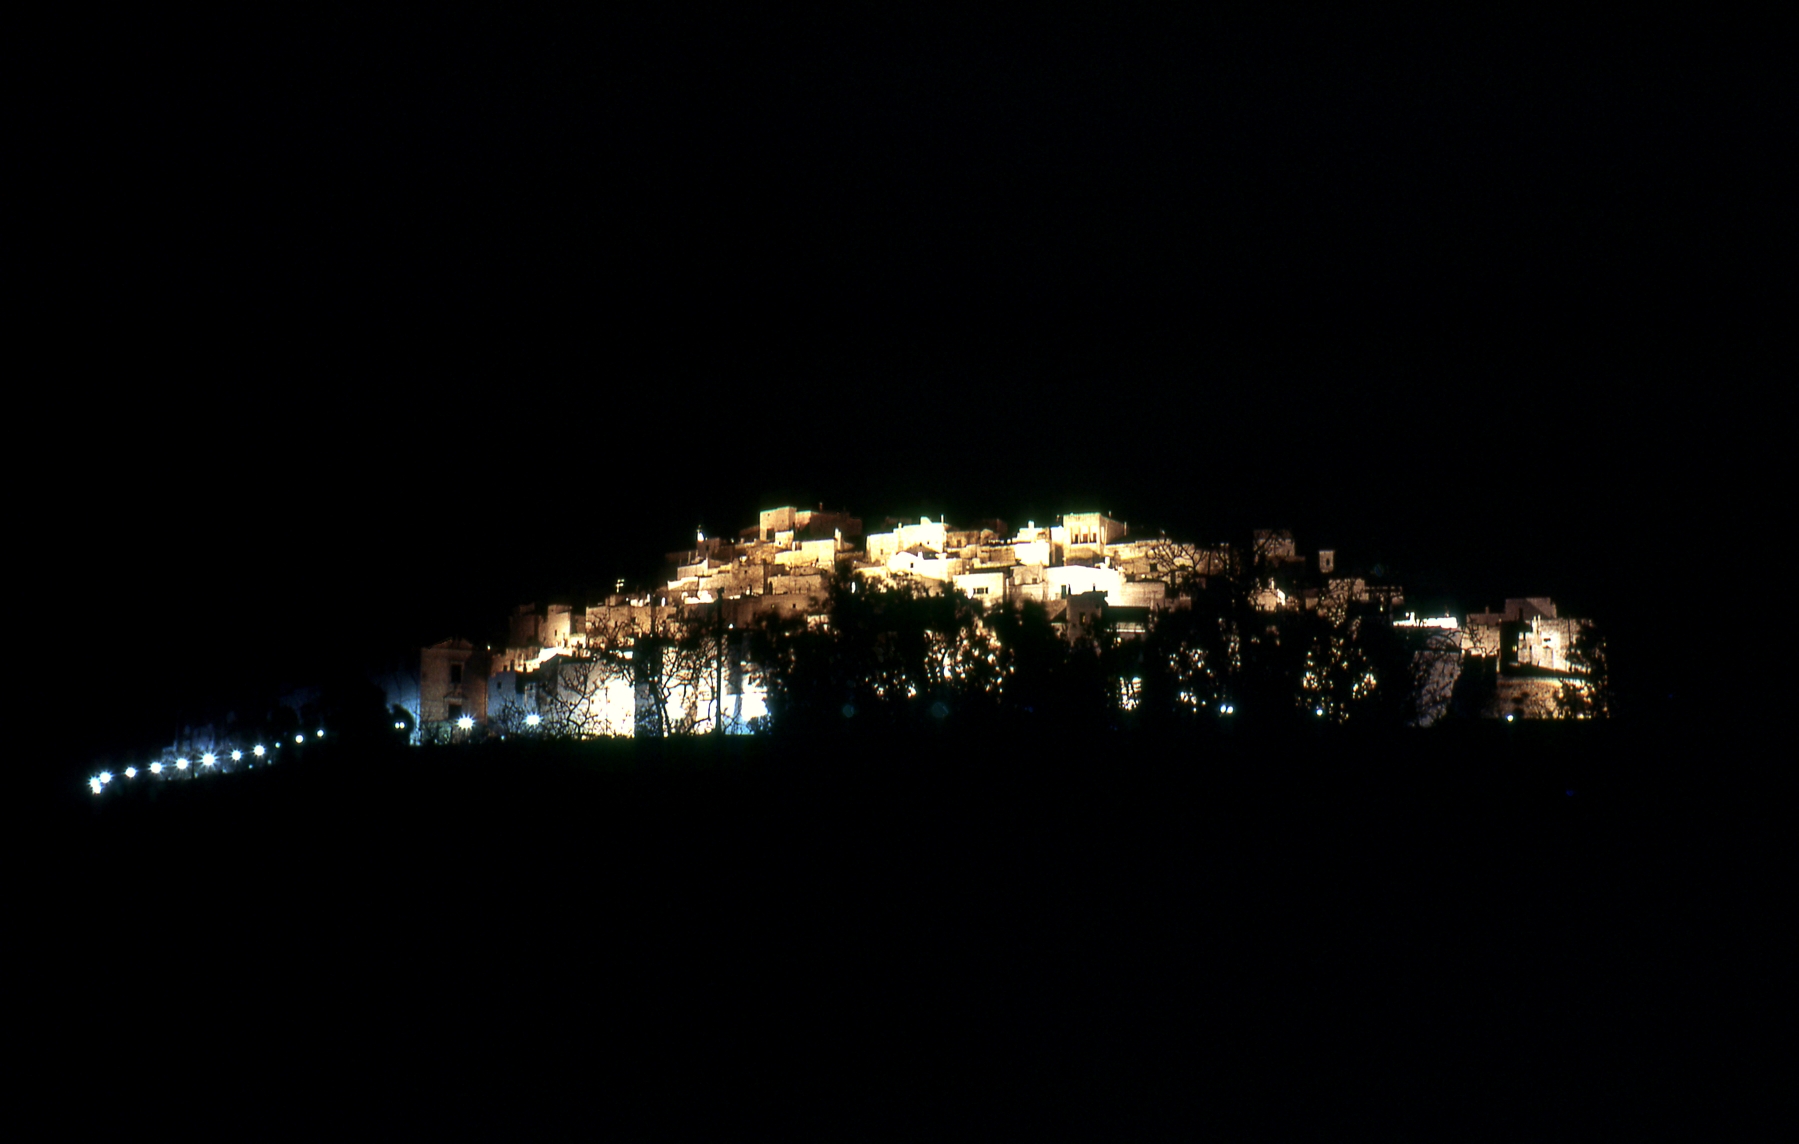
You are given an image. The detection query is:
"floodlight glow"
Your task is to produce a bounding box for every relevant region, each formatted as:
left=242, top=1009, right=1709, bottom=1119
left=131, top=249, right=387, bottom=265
left=231, top=750, right=243, bottom=762
left=202, top=752, right=217, bottom=766
left=99, top=771, right=113, bottom=785
left=175, top=758, right=189, bottom=771
left=150, top=762, right=163, bottom=775
left=457, top=716, right=474, bottom=731
left=90, top=778, right=103, bottom=794
left=1315, top=707, right=1325, bottom=717
left=295, top=735, right=305, bottom=745
left=394, top=721, right=405, bottom=730
left=524, top=713, right=541, bottom=727
left=1505, top=713, right=1516, bottom=723
left=316, top=729, right=325, bottom=739
left=125, top=767, right=137, bottom=778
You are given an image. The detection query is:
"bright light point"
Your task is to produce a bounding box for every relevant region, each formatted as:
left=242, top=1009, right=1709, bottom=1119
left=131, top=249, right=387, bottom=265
left=253, top=745, right=265, bottom=757
left=394, top=721, right=405, bottom=730
left=91, top=778, right=103, bottom=794
left=295, top=735, right=305, bottom=745
left=524, top=713, right=541, bottom=727
left=175, top=758, right=189, bottom=771
left=99, top=771, right=113, bottom=784
left=1315, top=707, right=1324, bottom=716
left=150, top=762, right=163, bottom=775
left=316, top=729, right=325, bottom=738
left=457, top=716, right=474, bottom=731
left=202, top=752, right=217, bottom=766
left=1506, top=713, right=1516, bottom=723
left=125, top=767, right=137, bottom=778
left=231, top=750, right=243, bottom=762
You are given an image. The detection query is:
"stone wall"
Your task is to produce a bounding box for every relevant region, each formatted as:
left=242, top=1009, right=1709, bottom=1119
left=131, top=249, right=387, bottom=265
left=420, top=639, right=490, bottom=725
left=1505, top=616, right=1588, bottom=675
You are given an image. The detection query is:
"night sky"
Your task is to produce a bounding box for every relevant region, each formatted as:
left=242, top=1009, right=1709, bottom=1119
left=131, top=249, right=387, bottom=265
left=47, top=15, right=1772, bottom=758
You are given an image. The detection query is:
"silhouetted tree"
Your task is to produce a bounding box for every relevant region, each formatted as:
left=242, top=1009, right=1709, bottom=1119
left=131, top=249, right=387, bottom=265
left=313, top=672, right=393, bottom=743
left=634, top=627, right=721, bottom=737
left=983, top=598, right=1075, bottom=727
left=1555, top=622, right=1613, bottom=719
left=751, top=571, right=1014, bottom=733
left=1138, top=605, right=1231, bottom=724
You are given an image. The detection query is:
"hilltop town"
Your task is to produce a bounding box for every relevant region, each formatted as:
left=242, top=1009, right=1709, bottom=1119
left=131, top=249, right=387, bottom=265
left=421, top=506, right=1605, bottom=738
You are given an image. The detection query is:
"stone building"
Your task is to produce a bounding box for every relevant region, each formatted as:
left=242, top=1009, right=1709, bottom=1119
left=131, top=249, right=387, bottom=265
left=420, top=639, right=491, bottom=727
left=1393, top=598, right=1599, bottom=721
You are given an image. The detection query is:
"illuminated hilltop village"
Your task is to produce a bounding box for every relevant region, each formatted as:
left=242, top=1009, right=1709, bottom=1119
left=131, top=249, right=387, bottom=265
left=420, top=506, right=1604, bottom=738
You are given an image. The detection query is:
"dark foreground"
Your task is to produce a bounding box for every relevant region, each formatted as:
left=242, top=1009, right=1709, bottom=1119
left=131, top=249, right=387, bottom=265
left=46, top=725, right=1774, bottom=1139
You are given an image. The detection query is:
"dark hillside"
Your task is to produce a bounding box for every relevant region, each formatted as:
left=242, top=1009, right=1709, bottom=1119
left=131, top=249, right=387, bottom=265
left=48, top=724, right=1773, bottom=1137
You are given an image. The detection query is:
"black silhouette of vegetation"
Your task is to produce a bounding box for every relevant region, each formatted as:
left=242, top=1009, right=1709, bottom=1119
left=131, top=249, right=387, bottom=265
left=744, top=560, right=1441, bottom=737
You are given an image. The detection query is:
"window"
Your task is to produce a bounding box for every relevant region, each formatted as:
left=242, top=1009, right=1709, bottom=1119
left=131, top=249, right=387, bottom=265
left=449, top=663, right=463, bottom=684
left=446, top=700, right=462, bottom=721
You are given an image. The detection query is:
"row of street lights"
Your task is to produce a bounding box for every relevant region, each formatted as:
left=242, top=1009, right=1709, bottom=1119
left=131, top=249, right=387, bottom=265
left=90, top=729, right=327, bottom=795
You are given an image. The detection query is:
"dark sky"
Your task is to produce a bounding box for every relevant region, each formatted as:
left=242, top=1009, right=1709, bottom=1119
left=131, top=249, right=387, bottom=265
left=45, top=14, right=1773, bottom=755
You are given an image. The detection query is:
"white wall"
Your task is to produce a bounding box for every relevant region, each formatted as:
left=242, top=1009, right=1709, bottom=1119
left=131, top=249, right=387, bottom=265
left=953, top=571, right=1007, bottom=603
left=1045, top=563, right=1124, bottom=602
left=889, top=551, right=963, bottom=582
left=1013, top=539, right=1050, bottom=566
left=896, top=517, right=946, bottom=553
